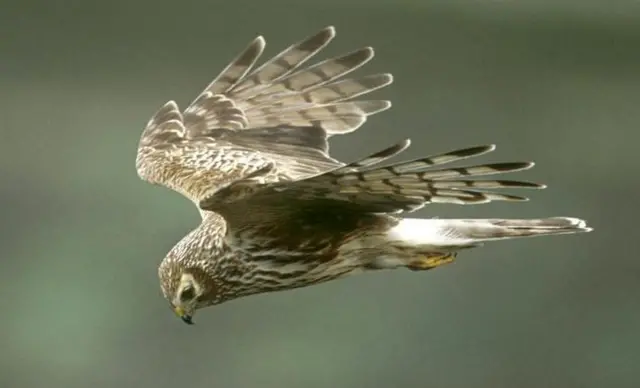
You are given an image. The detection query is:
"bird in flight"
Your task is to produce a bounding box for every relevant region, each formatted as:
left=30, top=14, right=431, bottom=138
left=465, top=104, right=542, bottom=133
left=136, top=26, right=592, bottom=325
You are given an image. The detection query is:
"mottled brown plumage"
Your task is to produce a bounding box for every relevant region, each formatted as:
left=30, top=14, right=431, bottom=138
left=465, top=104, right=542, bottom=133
left=135, top=26, right=591, bottom=324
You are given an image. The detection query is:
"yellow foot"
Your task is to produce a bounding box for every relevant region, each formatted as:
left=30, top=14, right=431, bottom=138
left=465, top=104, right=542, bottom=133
left=406, top=253, right=456, bottom=271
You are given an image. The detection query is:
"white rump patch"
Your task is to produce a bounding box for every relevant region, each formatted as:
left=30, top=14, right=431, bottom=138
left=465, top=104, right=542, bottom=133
left=386, top=218, right=474, bottom=248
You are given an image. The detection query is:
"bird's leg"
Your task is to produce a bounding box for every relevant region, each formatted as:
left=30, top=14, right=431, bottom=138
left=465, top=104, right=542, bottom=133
left=405, top=252, right=457, bottom=271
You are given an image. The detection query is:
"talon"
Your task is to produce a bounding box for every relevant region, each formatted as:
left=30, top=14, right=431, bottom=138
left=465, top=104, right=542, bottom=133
left=407, top=253, right=456, bottom=271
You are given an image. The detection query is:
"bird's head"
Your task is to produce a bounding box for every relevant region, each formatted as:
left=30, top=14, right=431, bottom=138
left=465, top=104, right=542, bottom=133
left=158, top=255, right=219, bottom=325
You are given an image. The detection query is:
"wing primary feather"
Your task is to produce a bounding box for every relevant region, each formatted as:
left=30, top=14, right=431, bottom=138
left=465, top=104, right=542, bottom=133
left=246, top=73, right=393, bottom=108
left=345, top=161, right=534, bottom=181
left=231, top=26, right=337, bottom=98
left=247, top=100, right=391, bottom=134
left=375, top=145, right=497, bottom=174
left=390, top=179, right=546, bottom=190
left=275, top=142, right=543, bottom=213
left=419, top=162, right=535, bottom=180
left=197, top=36, right=266, bottom=97
left=280, top=139, right=410, bottom=183
left=232, top=46, right=376, bottom=111
left=181, top=26, right=391, bottom=137
left=336, top=139, right=412, bottom=171
left=273, top=47, right=375, bottom=94
left=426, top=179, right=545, bottom=189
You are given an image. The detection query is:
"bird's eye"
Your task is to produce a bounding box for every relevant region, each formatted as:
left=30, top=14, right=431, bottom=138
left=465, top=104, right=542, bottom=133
left=179, top=285, right=196, bottom=302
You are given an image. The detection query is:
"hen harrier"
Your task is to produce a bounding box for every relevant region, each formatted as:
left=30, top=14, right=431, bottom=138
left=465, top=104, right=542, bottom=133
left=136, top=26, right=591, bottom=324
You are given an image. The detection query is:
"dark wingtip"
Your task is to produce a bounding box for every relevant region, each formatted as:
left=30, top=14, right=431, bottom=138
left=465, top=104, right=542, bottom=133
left=299, top=26, right=337, bottom=51
left=496, top=180, right=547, bottom=189
left=391, top=138, right=411, bottom=154
left=381, top=73, right=394, bottom=85
left=485, top=162, right=535, bottom=172
left=323, top=25, right=336, bottom=36
left=367, top=139, right=411, bottom=159
left=450, top=145, right=496, bottom=158
left=505, top=194, right=530, bottom=201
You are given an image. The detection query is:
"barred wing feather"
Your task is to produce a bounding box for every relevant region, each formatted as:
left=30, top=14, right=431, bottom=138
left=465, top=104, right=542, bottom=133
left=200, top=141, right=546, bottom=215
left=136, top=26, right=392, bottom=203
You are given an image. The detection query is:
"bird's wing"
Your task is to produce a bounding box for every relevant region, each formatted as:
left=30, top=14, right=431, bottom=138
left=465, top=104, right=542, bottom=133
left=135, top=26, right=391, bottom=204
left=201, top=140, right=547, bottom=250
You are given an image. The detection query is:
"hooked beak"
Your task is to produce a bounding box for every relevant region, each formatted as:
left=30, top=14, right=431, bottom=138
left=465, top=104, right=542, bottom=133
left=174, top=306, right=194, bottom=325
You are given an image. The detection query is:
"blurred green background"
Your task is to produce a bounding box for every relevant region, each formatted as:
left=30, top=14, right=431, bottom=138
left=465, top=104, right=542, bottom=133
left=1, top=0, right=637, bottom=387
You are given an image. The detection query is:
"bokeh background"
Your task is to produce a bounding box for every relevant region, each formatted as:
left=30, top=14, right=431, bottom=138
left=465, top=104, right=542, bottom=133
left=1, top=1, right=638, bottom=387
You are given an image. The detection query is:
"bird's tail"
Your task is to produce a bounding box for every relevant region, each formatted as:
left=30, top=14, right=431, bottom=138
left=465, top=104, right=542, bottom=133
left=377, top=217, right=591, bottom=270
left=388, top=216, right=592, bottom=249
